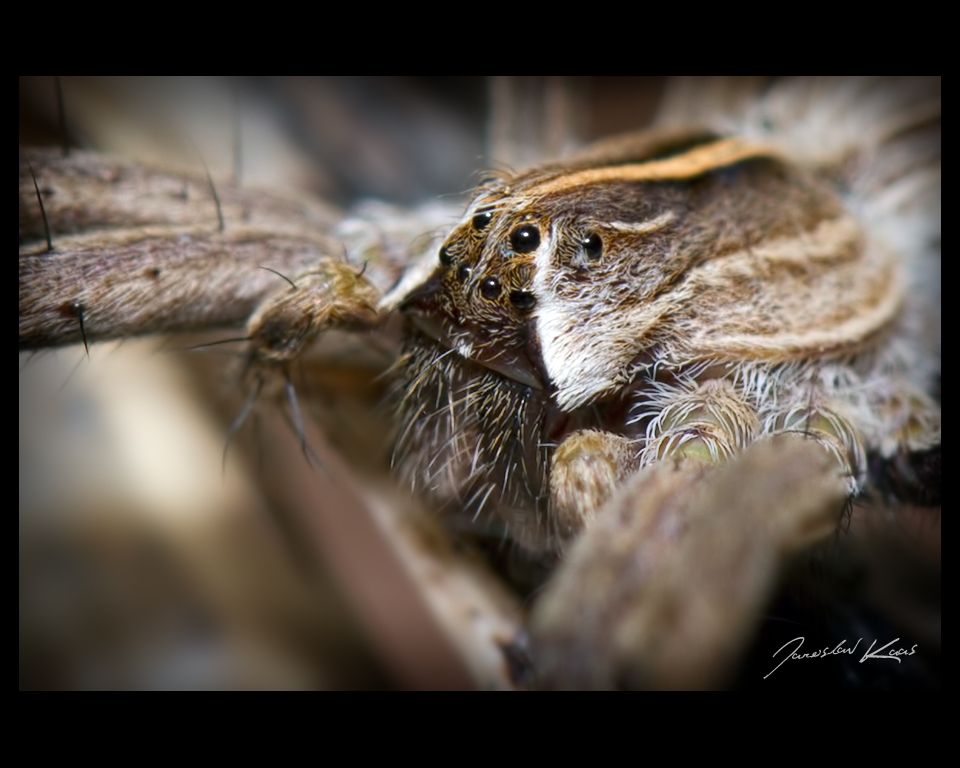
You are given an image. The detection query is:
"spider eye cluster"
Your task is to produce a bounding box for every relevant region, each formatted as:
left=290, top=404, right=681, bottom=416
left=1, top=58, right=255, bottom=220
left=434, top=209, right=540, bottom=314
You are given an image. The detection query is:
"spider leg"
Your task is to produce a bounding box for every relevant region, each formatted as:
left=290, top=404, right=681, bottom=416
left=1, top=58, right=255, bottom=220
left=548, top=430, right=637, bottom=545
left=532, top=433, right=848, bottom=690
left=640, top=377, right=759, bottom=465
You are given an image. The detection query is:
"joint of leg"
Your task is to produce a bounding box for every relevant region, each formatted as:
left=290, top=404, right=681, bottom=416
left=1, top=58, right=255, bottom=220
left=769, top=407, right=865, bottom=493
left=641, top=379, right=760, bottom=466
left=550, top=430, right=637, bottom=543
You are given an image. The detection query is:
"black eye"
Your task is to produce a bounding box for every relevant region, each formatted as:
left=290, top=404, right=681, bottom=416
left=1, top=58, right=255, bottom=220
left=509, top=290, right=536, bottom=312
left=580, top=232, right=603, bottom=261
left=457, top=264, right=472, bottom=282
left=479, top=277, right=501, bottom=299
left=510, top=225, right=541, bottom=253
left=472, top=209, right=494, bottom=232
left=439, top=245, right=455, bottom=267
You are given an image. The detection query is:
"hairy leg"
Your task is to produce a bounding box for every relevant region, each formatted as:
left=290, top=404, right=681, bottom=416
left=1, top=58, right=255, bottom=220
left=533, top=434, right=848, bottom=689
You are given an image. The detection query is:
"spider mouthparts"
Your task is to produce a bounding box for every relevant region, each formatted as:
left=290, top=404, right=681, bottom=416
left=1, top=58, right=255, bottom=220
left=407, top=313, right=545, bottom=391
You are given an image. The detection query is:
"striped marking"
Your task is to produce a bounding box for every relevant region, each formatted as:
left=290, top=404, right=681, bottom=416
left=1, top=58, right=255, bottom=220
left=606, top=212, right=677, bottom=235
left=524, top=138, right=784, bottom=198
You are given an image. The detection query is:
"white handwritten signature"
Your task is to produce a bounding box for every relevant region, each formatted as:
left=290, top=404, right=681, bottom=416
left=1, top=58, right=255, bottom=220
left=764, top=637, right=917, bottom=679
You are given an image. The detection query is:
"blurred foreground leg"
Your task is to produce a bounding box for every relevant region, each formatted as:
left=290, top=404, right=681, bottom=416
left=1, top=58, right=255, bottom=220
left=531, top=434, right=847, bottom=690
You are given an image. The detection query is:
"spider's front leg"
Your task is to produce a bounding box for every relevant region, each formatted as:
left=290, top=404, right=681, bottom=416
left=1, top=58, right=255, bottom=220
left=548, top=430, right=637, bottom=544
left=536, top=374, right=860, bottom=689
left=536, top=435, right=850, bottom=690
left=641, top=372, right=865, bottom=494
left=548, top=378, right=764, bottom=543
left=548, top=373, right=861, bottom=540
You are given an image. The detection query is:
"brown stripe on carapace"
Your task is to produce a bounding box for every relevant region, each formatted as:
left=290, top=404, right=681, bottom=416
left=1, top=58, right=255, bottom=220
left=497, top=126, right=721, bottom=192
left=523, top=138, right=785, bottom=199
left=526, top=148, right=847, bottom=279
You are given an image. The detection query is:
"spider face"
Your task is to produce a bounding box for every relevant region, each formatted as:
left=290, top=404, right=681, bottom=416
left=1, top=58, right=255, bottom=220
left=389, top=131, right=904, bottom=553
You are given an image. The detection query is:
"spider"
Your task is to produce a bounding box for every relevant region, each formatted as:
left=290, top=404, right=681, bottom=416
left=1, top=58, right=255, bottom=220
left=19, top=77, right=940, bottom=690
